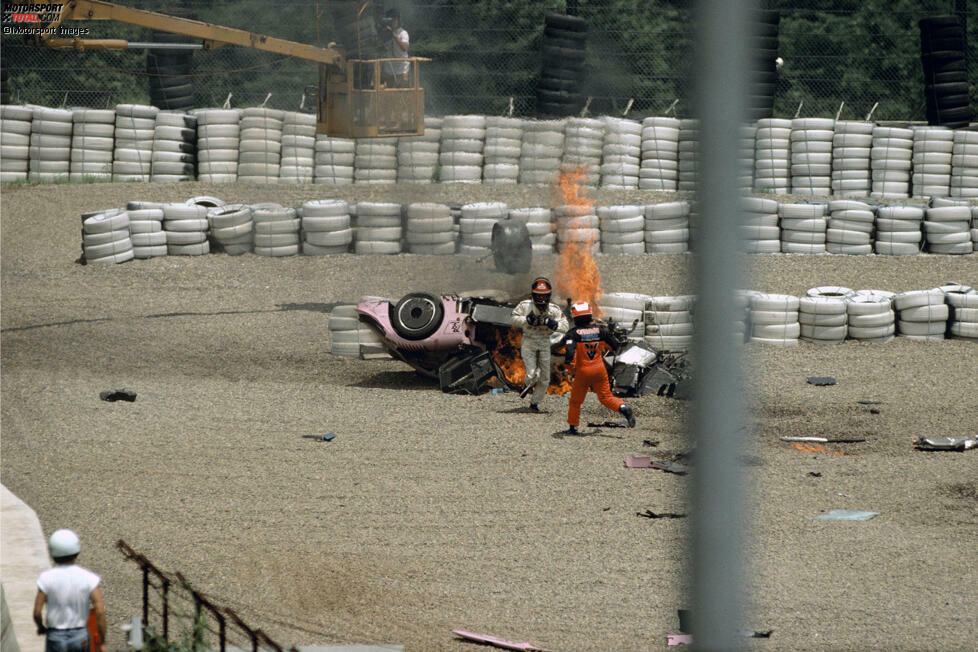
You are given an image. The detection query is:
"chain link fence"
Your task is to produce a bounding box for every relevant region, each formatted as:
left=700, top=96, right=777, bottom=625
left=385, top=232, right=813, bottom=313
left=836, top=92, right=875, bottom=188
left=1, top=0, right=974, bottom=121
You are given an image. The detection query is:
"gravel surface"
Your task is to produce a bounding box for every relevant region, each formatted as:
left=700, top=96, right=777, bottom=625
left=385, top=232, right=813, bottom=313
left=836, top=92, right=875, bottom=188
left=2, top=181, right=976, bottom=651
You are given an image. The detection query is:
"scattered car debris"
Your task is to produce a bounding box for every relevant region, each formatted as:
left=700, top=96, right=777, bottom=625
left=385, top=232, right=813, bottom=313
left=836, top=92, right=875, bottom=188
left=857, top=400, right=882, bottom=405
left=739, top=629, right=774, bottom=638
left=808, top=471, right=822, bottom=477
left=812, top=509, right=879, bottom=521
left=588, top=420, right=629, bottom=428
left=637, top=510, right=686, bottom=519
left=781, top=436, right=867, bottom=443
left=667, top=634, right=693, bottom=646
left=643, top=439, right=660, bottom=447
left=624, top=456, right=689, bottom=475
left=451, top=629, right=552, bottom=652
left=913, top=435, right=977, bottom=451
left=672, top=610, right=772, bottom=642
left=869, top=408, right=880, bottom=414
left=301, top=433, right=336, bottom=442
left=99, top=389, right=137, bottom=402
left=789, top=443, right=847, bottom=456
left=807, top=376, right=837, bottom=386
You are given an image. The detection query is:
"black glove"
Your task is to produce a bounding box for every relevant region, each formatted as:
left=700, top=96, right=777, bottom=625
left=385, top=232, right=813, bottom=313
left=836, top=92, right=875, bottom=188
left=546, top=318, right=558, bottom=330
left=526, top=313, right=538, bottom=326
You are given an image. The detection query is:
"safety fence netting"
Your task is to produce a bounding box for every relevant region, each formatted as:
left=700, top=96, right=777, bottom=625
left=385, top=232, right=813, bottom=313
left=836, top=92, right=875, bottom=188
left=1, top=1, right=974, bottom=121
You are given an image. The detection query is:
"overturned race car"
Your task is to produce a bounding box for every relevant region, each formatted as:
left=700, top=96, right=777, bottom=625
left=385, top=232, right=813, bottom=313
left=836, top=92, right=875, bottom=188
left=341, top=291, right=689, bottom=398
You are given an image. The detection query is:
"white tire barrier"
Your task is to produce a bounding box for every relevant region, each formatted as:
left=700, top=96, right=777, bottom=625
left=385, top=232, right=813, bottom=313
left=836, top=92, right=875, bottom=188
left=870, top=125, right=913, bottom=199
left=911, top=126, right=953, bottom=198
left=459, top=202, right=507, bottom=252
left=278, top=111, right=316, bottom=183
left=207, top=204, right=253, bottom=255
left=599, top=117, right=641, bottom=189
left=875, top=204, right=924, bottom=255
left=29, top=107, right=72, bottom=183
left=799, top=288, right=847, bottom=344
left=111, top=104, right=157, bottom=182
left=949, top=130, right=978, bottom=200
left=1, top=105, right=33, bottom=182
left=397, top=115, right=441, bottom=184
left=509, top=207, right=554, bottom=254
left=779, top=201, right=827, bottom=254
left=749, top=293, right=800, bottom=346
left=645, top=201, right=691, bottom=254
left=562, top=117, right=604, bottom=188
left=82, top=208, right=133, bottom=264
left=439, top=115, right=485, bottom=183
left=519, top=119, right=565, bottom=186
left=163, top=203, right=208, bottom=255
left=675, top=119, right=699, bottom=193
left=754, top=118, right=791, bottom=194
left=826, top=199, right=874, bottom=255
left=638, top=116, right=680, bottom=191
left=790, top=118, right=834, bottom=197
left=354, top=202, right=402, bottom=254
left=151, top=112, right=195, bottom=183
left=924, top=202, right=972, bottom=255
left=482, top=116, right=522, bottom=185
left=355, top=137, right=397, bottom=185
left=69, top=108, right=113, bottom=182
left=894, top=288, right=947, bottom=340
left=597, top=204, right=644, bottom=254
left=236, top=107, right=282, bottom=184
left=644, top=295, right=694, bottom=350
left=194, top=109, right=240, bottom=182
left=406, top=202, right=455, bottom=254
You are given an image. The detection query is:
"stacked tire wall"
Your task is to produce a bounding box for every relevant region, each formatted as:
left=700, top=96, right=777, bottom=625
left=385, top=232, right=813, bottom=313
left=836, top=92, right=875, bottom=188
left=919, top=15, right=973, bottom=129
left=536, top=13, right=588, bottom=118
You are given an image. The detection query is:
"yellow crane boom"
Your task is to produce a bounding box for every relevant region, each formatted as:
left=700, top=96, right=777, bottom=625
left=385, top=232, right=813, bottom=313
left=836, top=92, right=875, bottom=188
left=29, top=0, right=342, bottom=65
left=26, top=0, right=426, bottom=137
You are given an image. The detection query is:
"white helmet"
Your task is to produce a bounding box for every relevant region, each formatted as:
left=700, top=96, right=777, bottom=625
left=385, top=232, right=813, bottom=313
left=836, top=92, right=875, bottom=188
left=48, top=529, right=81, bottom=557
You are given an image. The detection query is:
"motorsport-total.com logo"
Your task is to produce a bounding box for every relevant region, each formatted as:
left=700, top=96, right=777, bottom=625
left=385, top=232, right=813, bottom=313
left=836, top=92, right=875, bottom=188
left=2, top=3, right=90, bottom=36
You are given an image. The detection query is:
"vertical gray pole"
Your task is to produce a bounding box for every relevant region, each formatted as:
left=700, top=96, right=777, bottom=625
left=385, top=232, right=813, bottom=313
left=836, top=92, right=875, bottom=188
left=690, top=0, right=753, bottom=649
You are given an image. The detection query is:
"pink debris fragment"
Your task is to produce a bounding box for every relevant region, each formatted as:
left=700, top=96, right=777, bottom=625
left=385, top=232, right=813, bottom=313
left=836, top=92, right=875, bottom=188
left=625, top=455, right=652, bottom=468
left=667, top=633, right=693, bottom=646
left=451, top=629, right=552, bottom=651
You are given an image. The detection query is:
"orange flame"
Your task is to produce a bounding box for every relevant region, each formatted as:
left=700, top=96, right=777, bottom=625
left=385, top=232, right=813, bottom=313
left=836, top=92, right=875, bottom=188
left=553, top=166, right=603, bottom=317
left=486, top=328, right=572, bottom=395
left=790, top=443, right=847, bottom=456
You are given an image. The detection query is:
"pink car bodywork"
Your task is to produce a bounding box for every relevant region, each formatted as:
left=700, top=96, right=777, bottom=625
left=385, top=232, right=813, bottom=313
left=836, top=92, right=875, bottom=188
left=354, top=291, right=564, bottom=382
left=357, top=294, right=474, bottom=349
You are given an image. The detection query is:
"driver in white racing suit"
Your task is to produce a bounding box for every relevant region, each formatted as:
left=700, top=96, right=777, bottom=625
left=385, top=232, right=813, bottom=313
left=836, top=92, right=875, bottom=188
left=510, top=277, right=569, bottom=412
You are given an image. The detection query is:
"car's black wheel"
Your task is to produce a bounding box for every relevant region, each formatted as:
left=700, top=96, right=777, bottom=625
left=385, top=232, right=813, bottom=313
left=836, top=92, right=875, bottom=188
left=390, top=293, right=445, bottom=341
left=491, top=221, right=532, bottom=275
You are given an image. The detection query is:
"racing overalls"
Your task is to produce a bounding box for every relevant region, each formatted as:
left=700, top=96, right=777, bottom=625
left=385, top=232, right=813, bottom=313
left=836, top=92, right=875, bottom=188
left=511, top=299, right=569, bottom=406
left=563, top=322, right=625, bottom=427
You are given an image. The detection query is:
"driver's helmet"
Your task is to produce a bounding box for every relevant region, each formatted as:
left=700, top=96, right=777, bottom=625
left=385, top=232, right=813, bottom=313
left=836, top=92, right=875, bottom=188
left=570, top=301, right=593, bottom=327
left=531, top=277, right=552, bottom=310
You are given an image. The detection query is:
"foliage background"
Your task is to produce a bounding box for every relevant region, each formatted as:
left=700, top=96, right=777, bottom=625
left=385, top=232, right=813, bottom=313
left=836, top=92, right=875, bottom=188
left=1, top=0, right=975, bottom=121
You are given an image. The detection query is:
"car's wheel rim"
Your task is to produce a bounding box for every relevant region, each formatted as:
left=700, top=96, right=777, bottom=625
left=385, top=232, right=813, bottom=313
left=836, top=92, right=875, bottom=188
left=397, top=297, right=438, bottom=333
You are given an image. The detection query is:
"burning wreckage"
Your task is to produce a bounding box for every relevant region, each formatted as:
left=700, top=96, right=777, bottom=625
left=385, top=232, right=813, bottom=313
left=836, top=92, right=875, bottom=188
left=354, top=291, right=690, bottom=398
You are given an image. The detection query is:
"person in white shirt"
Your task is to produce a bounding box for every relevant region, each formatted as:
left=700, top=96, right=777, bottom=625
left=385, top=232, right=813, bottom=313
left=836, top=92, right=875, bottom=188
left=382, top=8, right=410, bottom=87
left=34, top=529, right=105, bottom=652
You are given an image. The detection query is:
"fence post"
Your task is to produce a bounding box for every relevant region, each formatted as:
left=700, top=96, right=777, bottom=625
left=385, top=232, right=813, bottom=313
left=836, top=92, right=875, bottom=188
left=161, top=579, right=170, bottom=640
left=141, top=566, right=149, bottom=639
